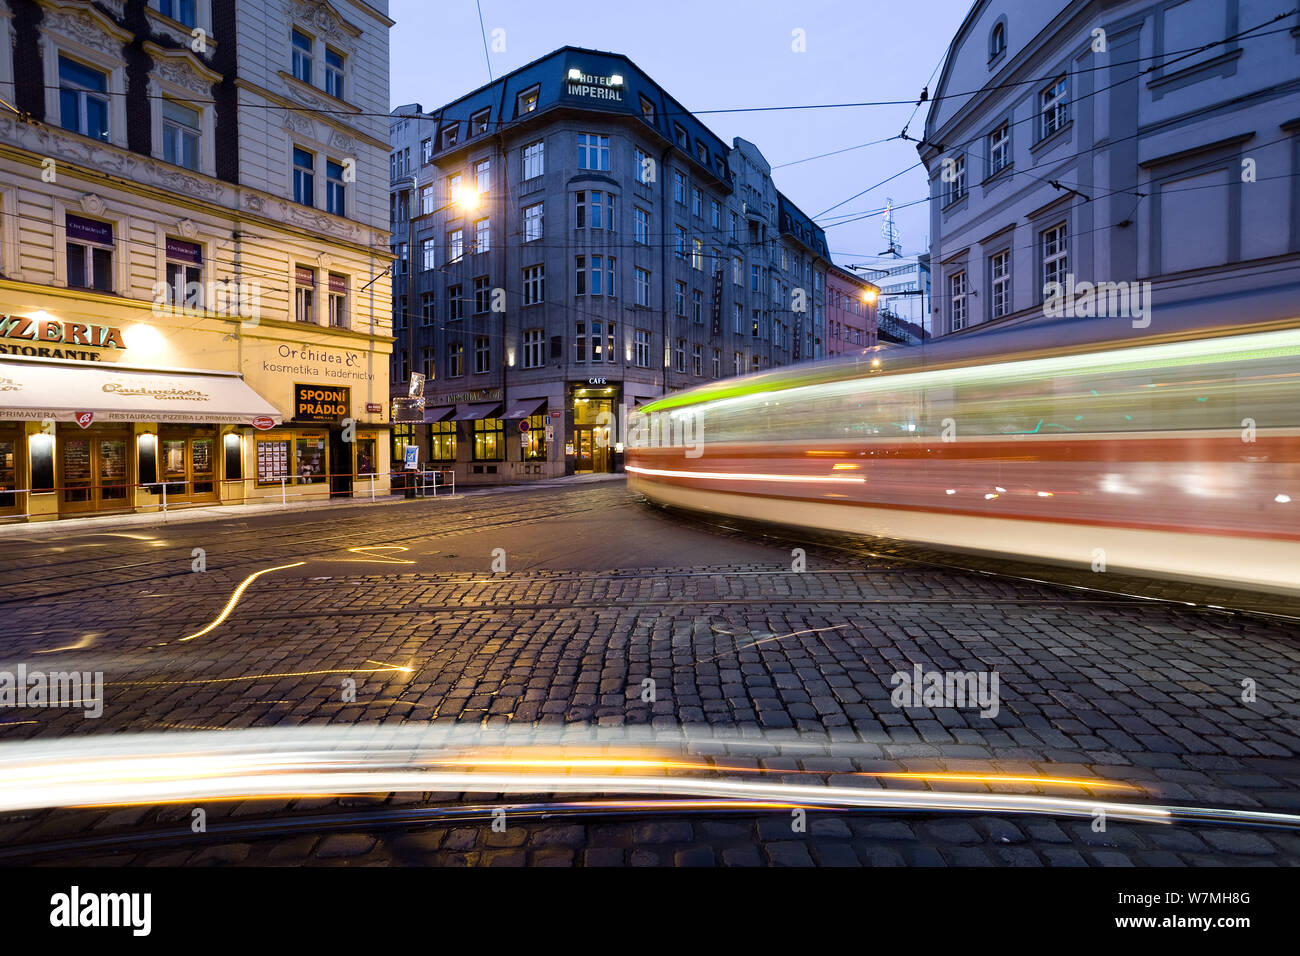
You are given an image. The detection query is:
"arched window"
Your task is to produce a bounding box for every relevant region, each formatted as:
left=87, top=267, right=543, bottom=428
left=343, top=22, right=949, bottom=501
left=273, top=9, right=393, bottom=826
left=990, top=21, right=1007, bottom=60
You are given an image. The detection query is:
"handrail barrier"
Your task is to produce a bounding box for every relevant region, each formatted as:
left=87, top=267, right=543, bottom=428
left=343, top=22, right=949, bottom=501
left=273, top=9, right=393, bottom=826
left=0, top=469, right=448, bottom=522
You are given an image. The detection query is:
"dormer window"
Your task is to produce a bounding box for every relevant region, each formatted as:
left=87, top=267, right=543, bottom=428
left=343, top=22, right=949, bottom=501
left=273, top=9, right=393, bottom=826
left=639, top=95, right=655, bottom=122
left=471, top=107, right=490, bottom=135
left=673, top=123, right=688, bottom=149
left=440, top=122, right=459, bottom=150
left=517, top=85, right=540, bottom=116
left=990, top=21, right=1006, bottom=60
left=696, top=142, right=708, bottom=164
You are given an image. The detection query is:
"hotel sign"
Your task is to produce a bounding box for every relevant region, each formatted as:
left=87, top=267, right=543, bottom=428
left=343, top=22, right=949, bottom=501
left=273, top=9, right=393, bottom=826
left=0, top=314, right=127, bottom=361
left=566, top=70, right=624, bottom=101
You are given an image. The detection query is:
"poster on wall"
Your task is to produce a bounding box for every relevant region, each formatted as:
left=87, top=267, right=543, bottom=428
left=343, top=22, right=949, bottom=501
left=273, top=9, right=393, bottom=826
left=257, top=439, right=289, bottom=481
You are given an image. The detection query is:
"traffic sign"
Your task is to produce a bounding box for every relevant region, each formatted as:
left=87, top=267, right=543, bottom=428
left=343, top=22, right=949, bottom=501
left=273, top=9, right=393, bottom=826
left=519, top=419, right=530, bottom=432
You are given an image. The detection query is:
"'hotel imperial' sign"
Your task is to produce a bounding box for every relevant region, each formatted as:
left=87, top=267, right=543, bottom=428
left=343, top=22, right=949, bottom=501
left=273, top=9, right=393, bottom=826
left=566, top=69, right=624, bottom=101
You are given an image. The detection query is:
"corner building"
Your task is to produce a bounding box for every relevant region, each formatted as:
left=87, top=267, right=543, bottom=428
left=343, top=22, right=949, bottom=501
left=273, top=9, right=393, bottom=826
left=0, top=0, right=393, bottom=521
left=389, top=47, right=840, bottom=484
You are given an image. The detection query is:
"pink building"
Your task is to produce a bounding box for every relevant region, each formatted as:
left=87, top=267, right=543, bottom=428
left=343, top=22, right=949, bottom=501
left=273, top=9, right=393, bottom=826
left=826, top=265, right=879, bottom=356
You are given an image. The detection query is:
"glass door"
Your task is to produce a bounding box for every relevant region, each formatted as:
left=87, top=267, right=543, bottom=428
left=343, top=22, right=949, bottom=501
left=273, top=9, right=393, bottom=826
left=574, top=427, right=594, bottom=473
left=59, top=427, right=132, bottom=515
left=61, top=436, right=94, bottom=511
left=159, top=429, right=219, bottom=503
left=0, top=431, right=21, bottom=515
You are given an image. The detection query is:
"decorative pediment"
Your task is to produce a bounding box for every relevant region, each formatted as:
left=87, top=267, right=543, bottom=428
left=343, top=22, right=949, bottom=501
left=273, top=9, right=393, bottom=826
left=79, top=193, right=107, bottom=216
left=37, top=0, right=133, bottom=57
left=285, top=0, right=363, bottom=50
left=316, top=253, right=333, bottom=270
left=144, top=42, right=223, bottom=97
left=176, top=218, right=199, bottom=239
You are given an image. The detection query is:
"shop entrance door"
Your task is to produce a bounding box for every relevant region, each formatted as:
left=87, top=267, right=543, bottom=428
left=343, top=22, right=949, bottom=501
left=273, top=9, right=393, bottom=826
left=329, top=429, right=353, bottom=497
left=574, top=427, right=595, bottom=473
left=572, top=396, right=614, bottom=473
left=0, top=428, right=22, bottom=516
left=158, top=429, right=218, bottom=503
left=59, top=428, right=131, bottom=515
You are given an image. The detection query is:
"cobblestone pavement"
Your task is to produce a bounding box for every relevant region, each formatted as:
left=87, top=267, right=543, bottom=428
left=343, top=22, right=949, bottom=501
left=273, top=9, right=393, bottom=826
left=1, top=481, right=1298, bottom=865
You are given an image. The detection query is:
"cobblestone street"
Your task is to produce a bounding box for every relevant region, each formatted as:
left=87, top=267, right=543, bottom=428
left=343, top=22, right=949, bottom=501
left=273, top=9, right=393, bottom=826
left=2, top=481, right=1298, bottom=866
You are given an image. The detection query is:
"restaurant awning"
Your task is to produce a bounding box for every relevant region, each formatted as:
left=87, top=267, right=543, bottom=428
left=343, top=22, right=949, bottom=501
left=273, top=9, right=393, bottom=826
left=422, top=404, right=455, bottom=423
left=0, top=359, right=282, bottom=425
left=502, top=397, right=546, bottom=420
left=451, top=402, right=503, bottom=421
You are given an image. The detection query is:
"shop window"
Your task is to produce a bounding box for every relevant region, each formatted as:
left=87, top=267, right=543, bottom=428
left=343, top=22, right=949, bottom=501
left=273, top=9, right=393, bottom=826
left=295, top=435, right=326, bottom=484
left=355, top=436, right=376, bottom=477
left=523, top=413, right=547, bottom=460
left=472, top=418, right=504, bottom=461
left=430, top=421, right=457, bottom=461
left=391, top=425, right=415, bottom=468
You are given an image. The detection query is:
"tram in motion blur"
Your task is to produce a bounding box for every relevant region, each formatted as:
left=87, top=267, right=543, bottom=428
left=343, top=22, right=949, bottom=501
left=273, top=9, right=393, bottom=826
left=626, top=317, right=1300, bottom=596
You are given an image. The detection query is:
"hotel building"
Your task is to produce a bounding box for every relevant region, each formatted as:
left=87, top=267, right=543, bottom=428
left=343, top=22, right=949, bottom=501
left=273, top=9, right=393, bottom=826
left=387, top=47, right=843, bottom=483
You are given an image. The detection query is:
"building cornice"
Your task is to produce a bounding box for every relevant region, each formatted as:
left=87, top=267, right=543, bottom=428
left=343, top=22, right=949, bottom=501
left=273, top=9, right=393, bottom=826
left=233, top=77, right=388, bottom=151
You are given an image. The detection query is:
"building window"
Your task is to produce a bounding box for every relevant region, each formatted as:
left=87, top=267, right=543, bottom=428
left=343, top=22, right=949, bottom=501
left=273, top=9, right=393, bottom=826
left=473, top=275, right=490, bottom=313
left=295, top=266, right=315, bottom=323
left=522, top=264, right=544, bottom=305
left=634, top=329, right=650, bottom=368
left=327, top=274, right=347, bottom=328
left=159, top=0, right=197, bottom=27
left=422, top=238, right=438, bottom=272
left=590, top=190, right=604, bottom=229
left=673, top=171, right=685, bottom=204
left=1040, top=76, right=1068, bottom=139
left=516, top=85, right=540, bottom=115
left=946, top=154, right=966, bottom=204
left=59, top=57, right=109, bottom=141
left=578, top=133, right=610, bottom=171
left=990, top=250, right=1011, bottom=319
left=471, top=108, right=490, bottom=135
left=523, top=202, right=544, bottom=242
left=291, top=29, right=312, bottom=84
left=440, top=122, right=459, bottom=150
left=732, top=257, right=742, bottom=285
left=522, top=328, right=544, bottom=368
left=691, top=187, right=702, bottom=218
left=65, top=215, right=115, bottom=292
left=293, top=147, right=314, bottom=206
left=575, top=321, right=586, bottom=362
left=421, top=138, right=432, bottom=164
left=575, top=190, right=586, bottom=229
left=523, top=140, right=544, bottom=179
left=606, top=256, right=616, bottom=298
left=448, top=341, right=465, bottom=377
left=164, top=237, right=201, bottom=309
left=732, top=303, right=742, bottom=334
left=590, top=255, right=603, bottom=296
left=448, top=284, right=463, bottom=320
left=473, top=419, right=504, bottom=460
left=421, top=291, right=436, bottom=324
left=674, top=226, right=686, bottom=259
left=674, top=280, right=686, bottom=316
left=635, top=267, right=650, bottom=306
left=1042, top=222, right=1068, bottom=297
left=674, top=339, right=686, bottom=373
left=712, top=349, right=720, bottom=378
left=691, top=239, right=703, bottom=271
left=692, top=343, right=703, bottom=376
left=324, top=47, right=345, bottom=99
left=673, top=124, right=688, bottom=149
left=162, top=99, right=200, bottom=170
left=575, top=256, right=587, bottom=295
left=751, top=265, right=760, bottom=292
left=691, top=289, right=703, bottom=324
left=988, top=123, right=1009, bottom=176
left=634, top=148, right=651, bottom=184
left=474, top=217, right=490, bottom=254
left=430, top=421, right=456, bottom=462
left=448, top=228, right=463, bottom=262
left=639, top=96, right=655, bottom=122
left=474, top=336, right=490, bottom=374
left=710, top=200, right=720, bottom=228
left=734, top=352, right=743, bottom=375
left=326, top=159, right=345, bottom=215
left=475, top=158, right=490, bottom=194
left=729, top=212, right=737, bottom=239
left=634, top=206, right=649, bottom=244
left=447, top=172, right=462, bottom=201
left=990, top=21, right=1006, bottom=59
left=949, top=270, right=967, bottom=331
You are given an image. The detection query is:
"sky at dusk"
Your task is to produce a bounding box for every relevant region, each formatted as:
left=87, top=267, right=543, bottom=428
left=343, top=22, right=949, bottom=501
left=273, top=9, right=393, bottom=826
left=389, top=0, right=976, bottom=268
